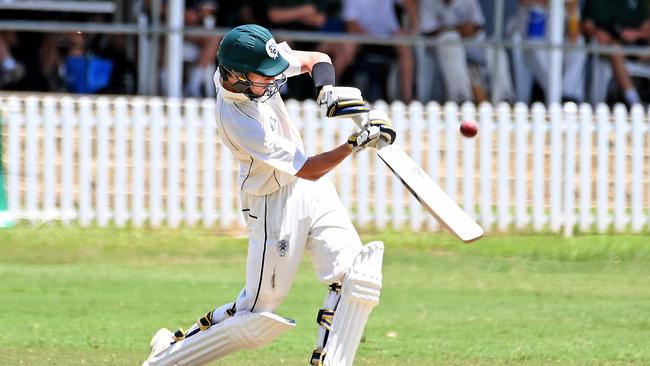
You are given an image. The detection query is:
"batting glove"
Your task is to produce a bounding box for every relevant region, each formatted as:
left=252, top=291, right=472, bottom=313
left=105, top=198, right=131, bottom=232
left=347, top=111, right=396, bottom=152
left=367, top=110, right=396, bottom=146
left=318, top=85, right=370, bottom=118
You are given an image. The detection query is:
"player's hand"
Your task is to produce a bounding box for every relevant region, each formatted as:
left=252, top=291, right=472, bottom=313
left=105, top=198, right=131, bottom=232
left=347, top=111, right=396, bottom=152
left=367, top=110, right=396, bottom=146
left=317, top=85, right=370, bottom=118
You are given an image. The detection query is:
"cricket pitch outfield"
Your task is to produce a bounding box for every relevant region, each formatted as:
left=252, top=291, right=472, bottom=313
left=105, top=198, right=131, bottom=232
left=1, top=227, right=649, bottom=366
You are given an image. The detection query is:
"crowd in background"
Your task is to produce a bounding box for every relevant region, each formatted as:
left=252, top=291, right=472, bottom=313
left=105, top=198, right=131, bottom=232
left=0, top=0, right=649, bottom=107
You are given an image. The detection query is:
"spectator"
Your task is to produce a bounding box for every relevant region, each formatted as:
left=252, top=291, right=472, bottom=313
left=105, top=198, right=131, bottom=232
left=265, top=0, right=328, bottom=99
left=508, top=0, right=587, bottom=103
left=0, top=31, right=24, bottom=89
left=267, top=0, right=327, bottom=31
left=417, top=0, right=514, bottom=103
left=342, top=0, right=418, bottom=103
left=182, top=0, right=220, bottom=97
left=316, top=0, right=358, bottom=86
left=583, top=0, right=650, bottom=106
left=92, top=34, right=136, bottom=94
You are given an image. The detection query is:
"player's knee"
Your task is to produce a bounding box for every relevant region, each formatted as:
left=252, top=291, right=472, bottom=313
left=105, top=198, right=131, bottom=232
left=342, top=241, right=383, bottom=305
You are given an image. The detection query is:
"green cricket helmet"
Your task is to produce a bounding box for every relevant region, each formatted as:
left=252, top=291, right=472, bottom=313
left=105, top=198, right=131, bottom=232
left=218, top=24, right=289, bottom=101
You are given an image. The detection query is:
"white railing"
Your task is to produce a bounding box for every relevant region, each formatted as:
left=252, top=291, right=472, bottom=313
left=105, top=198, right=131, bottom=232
left=1, top=94, right=649, bottom=236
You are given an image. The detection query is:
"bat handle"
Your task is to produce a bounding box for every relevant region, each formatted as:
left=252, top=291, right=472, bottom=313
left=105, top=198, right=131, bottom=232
left=350, top=113, right=389, bottom=149
left=350, top=114, right=368, bottom=128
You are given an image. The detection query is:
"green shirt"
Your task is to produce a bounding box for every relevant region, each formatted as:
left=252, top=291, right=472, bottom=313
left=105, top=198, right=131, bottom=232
left=584, top=0, right=649, bottom=30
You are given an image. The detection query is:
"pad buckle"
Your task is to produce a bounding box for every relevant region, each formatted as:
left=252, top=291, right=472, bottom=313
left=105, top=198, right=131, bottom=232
left=316, top=308, right=335, bottom=330
left=329, top=283, right=341, bottom=293
left=172, top=329, right=185, bottom=342
left=310, top=349, right=326, bottom=366
left=197, top=310, right=214, bottom=331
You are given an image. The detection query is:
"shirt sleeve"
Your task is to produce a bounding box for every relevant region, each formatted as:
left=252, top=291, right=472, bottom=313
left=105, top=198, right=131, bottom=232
left=224, top=114, right=307, bottom=175
left=276, top=42, right=303, bottom=78
left=342, top=0, right=360, bottom=22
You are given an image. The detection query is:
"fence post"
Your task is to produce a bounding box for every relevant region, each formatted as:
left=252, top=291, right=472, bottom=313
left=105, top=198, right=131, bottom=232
left=114, top=98, right=129, bottom=227
left=43, top=97, right=58, bottom=222
left=184, top=99, right=199, bottom=227
left=167, top=98, right=182, bottom=228
left=497, top=103, right=511, bottom=231
left=201, top=99, right=216, bottom=227
left=60, top=97, right=76, bottom=223
left=461, top=102, right=477, bottom=221
left=149, top=98, right=164, bottom=228
left=444, top=102, right=459, bottom=215
left=390, top=101, right=406, bottom=229
left=78, top=97, right=94, bottom=226
left=25, top=96, right=40, bottom=223
left=131, top=98, right=147, bottom=227
left=514, top=103, right=529, bottom=230
left=596, top=104, right=610, bottom=233
left=479, top=102, right=494, bottom=231
left=563, top=103, right=577, bottom=237
left=96, top=97, right=111, bottom=227
left=531, top=103, right=546, bottom=231
left=426, top=102, right=441, bottom=231
left=549, top=103, right=563, bottom=233
left=613, top=104, right=628, bottom=232
left=630, top=105, right=645, bottom=232
left=409, top=102, right=425, bottom=231
left=578, top=104, right=594, bottom=232
left=6, top=97, right=21, bottom=223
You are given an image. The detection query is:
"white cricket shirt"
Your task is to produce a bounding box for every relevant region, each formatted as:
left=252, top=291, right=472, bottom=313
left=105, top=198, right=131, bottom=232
left=213, top=43, right=307, bottom=196
left=419, top=0, right=485, bottom=34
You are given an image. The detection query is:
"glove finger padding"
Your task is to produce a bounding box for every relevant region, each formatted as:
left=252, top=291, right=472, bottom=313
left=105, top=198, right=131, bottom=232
left=367, top=110, right=396, bottom=146
left=348, top=125, right=381, bottom=152
left=318, top=86, right=370, bottom=118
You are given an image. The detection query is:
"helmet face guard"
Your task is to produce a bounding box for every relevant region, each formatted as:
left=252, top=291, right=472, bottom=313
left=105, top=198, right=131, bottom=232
left=219, top=66, right=287, bottom=102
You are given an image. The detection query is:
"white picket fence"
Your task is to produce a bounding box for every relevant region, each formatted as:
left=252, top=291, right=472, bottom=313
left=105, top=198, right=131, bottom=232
left=1, top=93, right=649, bottom=236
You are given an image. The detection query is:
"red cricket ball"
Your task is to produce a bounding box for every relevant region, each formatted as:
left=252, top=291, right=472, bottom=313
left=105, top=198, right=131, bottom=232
left=460, top=120, right=478, bottom=138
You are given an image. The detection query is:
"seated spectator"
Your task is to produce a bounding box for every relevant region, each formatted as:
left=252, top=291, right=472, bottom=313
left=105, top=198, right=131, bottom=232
left=182, top=0, right=220, bottom=97
left=316, top=0, right=358, bottom=86
left=264, top=0, right=328, bottom=99
left=342, top=0, right=418, bottom=103
left=61, top=32, right=116, bottom=94
left=583, top=0, right=650, bottom=106
left=267, top=0, right=327, bottom=31
left=92, top=34, right=136, bottom=94
left=508, top=0, right=586, bottom=103
left=0, top=31, right=24, bottom=89
left=418, top=0, right=514, bottom=103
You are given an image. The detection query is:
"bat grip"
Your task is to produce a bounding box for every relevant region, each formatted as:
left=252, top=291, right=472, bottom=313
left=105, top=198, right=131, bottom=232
left=350, top=113, right=389, bottom=149
left=351, top=114, right=367, bottom=128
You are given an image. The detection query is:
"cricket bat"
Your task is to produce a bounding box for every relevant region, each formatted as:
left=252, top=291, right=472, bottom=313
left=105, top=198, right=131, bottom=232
left=352, top=114, right=484, bottom=243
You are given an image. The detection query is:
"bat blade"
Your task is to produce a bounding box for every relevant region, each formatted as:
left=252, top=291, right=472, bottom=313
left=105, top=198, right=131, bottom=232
left=376, top=144, right=484, bottom=243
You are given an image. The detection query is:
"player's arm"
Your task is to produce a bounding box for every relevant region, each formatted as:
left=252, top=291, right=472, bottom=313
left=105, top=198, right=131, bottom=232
left=296, top=112, right=396, bottom=181
left=291, top=50, right=332, bottom=76
left=295, top=143, right=353, bottom=181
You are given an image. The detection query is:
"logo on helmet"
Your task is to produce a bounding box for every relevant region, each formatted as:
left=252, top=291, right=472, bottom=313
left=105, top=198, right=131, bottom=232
left=266, top=39, right=279, bottom=59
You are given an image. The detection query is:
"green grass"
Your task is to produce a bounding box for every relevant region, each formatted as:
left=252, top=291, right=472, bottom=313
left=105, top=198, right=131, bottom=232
left=1, top=226, right=649, bottom=365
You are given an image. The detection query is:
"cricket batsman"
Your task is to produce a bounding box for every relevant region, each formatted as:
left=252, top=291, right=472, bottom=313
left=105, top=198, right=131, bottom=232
left=143, top=24, right=396, bottom=366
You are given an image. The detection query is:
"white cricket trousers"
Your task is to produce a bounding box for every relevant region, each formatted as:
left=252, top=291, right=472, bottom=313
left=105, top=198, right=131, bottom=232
left=235, top=177, right=363, bottom=314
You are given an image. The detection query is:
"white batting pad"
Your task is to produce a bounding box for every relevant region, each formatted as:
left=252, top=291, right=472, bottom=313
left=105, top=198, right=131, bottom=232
left=143, top=312, right=295, bottom=366
left=323, top=241, right=384, bottom=366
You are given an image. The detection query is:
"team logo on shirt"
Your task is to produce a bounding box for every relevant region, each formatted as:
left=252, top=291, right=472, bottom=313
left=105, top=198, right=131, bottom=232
left=268, top=116, right=278, bottom=131
left=266, top=39, right=279, bottom=59
left=277, top=239, right=289, bottom=257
